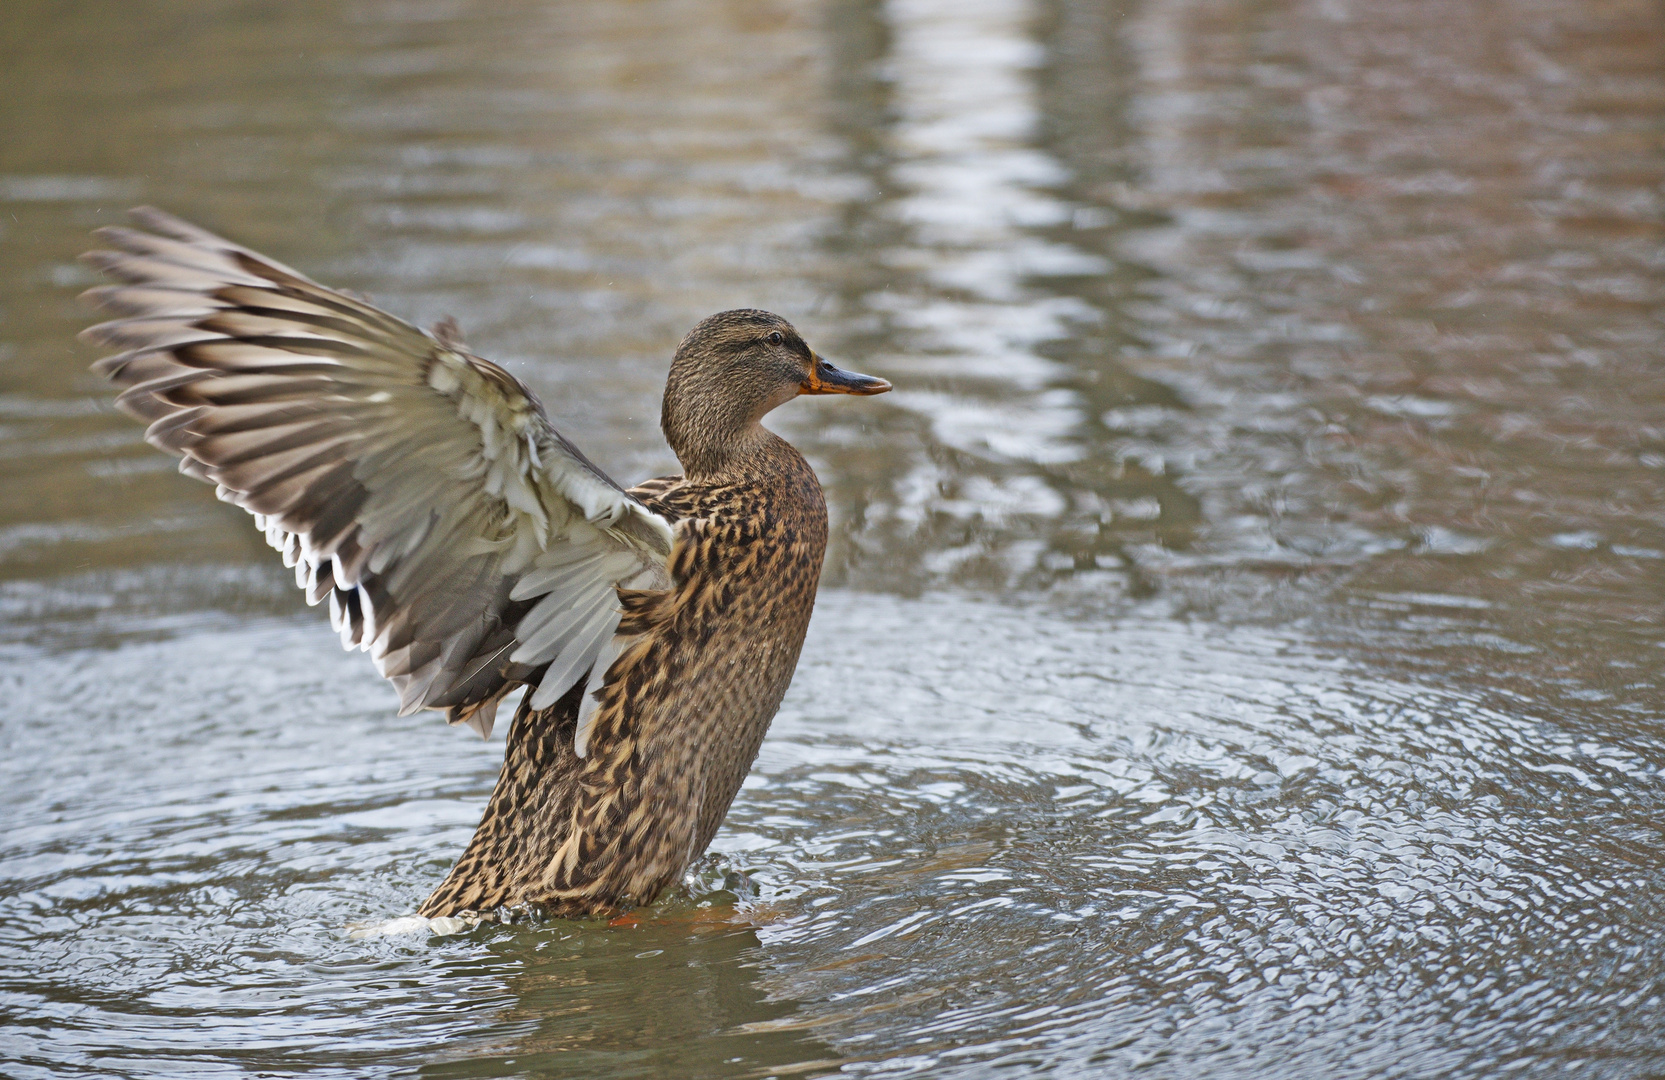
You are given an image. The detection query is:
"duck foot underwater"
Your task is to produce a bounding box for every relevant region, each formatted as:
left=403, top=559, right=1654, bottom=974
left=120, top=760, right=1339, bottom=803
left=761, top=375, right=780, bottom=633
left=79, top=207, right=890, bottom=919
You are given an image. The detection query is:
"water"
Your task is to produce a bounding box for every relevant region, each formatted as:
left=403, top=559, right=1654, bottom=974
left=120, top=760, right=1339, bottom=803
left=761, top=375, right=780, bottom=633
left=1, top=0, right=1662, bottom=1076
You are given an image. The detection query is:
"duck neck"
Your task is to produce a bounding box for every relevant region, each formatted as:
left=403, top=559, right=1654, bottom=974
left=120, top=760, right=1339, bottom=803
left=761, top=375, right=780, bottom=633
left=662, top=387, right=778, bottom=479
left=679, top=423, right=780, bottom=478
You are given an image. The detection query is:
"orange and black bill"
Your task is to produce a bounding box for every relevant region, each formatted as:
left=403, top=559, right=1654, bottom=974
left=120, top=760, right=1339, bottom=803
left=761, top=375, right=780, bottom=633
left=800, top=353, right=892, bottom=396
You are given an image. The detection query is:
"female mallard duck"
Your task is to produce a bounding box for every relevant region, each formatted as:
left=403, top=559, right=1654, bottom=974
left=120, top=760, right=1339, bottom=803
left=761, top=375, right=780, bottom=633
left=79, top=208, right=890, bottom=920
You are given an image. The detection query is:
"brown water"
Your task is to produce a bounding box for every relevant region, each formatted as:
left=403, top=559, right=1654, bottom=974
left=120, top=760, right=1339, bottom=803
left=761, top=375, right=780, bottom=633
left=2, top=0, right=1663, bottom=1076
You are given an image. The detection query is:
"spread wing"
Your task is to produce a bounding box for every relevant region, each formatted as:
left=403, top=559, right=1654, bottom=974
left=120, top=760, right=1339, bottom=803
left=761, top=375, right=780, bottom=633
left=80, top=207, right=674, bottom=738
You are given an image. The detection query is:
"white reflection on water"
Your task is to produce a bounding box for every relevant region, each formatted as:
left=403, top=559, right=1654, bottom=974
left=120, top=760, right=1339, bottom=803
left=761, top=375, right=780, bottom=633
left=874, top=0, right=1102, bottom=476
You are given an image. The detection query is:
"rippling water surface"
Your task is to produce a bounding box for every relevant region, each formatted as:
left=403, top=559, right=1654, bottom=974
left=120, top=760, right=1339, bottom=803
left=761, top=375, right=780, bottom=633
left=2, top=0, right=1662, bottom=1077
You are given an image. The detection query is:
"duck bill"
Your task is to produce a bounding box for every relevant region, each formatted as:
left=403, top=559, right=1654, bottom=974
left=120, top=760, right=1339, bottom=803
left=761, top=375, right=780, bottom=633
left=800, top=354, right=892, bottom=396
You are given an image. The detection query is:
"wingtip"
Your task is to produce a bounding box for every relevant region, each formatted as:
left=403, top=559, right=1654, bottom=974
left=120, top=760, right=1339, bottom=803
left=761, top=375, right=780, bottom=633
left=77, top=249, right=120, bottom=276
left=127, top=205, right=216, bottom=242
left=88, top=346, right=153, bottom=380
left=77, top=283, right=118, bottom=311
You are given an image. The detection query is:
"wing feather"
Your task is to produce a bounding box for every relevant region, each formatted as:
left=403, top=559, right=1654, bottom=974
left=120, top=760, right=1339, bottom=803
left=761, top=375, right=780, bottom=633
left=80, top=207, right=675, bottom=738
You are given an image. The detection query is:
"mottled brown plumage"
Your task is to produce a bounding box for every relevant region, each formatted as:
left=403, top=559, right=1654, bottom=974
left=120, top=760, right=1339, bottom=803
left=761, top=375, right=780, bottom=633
left=420, top=438, right=830, bottom=918
left=76, top=209, right=890, bottom=921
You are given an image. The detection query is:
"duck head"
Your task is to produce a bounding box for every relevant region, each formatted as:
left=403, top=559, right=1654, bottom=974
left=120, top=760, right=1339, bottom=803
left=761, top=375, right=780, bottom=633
left=662, top=309, right=890, bottom=475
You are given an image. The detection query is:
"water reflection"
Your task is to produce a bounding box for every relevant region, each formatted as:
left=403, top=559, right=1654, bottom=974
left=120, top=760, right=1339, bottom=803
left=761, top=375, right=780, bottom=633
left=858, top=0, right=1103, bottom=576
left=430, top=920, right=839, bottom=1079
left=801, top=0, right=1215, bottom=594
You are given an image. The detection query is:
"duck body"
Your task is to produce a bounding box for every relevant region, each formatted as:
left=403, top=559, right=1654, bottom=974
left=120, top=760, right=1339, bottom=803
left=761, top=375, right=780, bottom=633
left=76, top=210, right=889, bottom=921
left=422, top=435, right=828, bottom=918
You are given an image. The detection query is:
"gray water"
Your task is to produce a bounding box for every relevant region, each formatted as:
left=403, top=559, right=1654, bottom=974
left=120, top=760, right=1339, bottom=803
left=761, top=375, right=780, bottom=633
left=1, top=0, right=1662, bottom=1077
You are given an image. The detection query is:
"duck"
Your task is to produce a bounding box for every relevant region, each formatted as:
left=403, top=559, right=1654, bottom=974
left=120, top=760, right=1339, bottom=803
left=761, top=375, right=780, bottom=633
left=78, top=207, right=890, bottom=920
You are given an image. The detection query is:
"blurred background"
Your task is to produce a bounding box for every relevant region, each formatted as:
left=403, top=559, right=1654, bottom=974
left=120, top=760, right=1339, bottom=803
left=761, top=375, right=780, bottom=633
left=1, top=0, right=1662, bottom=1077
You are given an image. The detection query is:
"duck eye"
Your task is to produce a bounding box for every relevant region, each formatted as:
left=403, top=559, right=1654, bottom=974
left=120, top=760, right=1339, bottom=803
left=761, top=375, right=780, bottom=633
left=767, top=331, right=785, bottom=346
